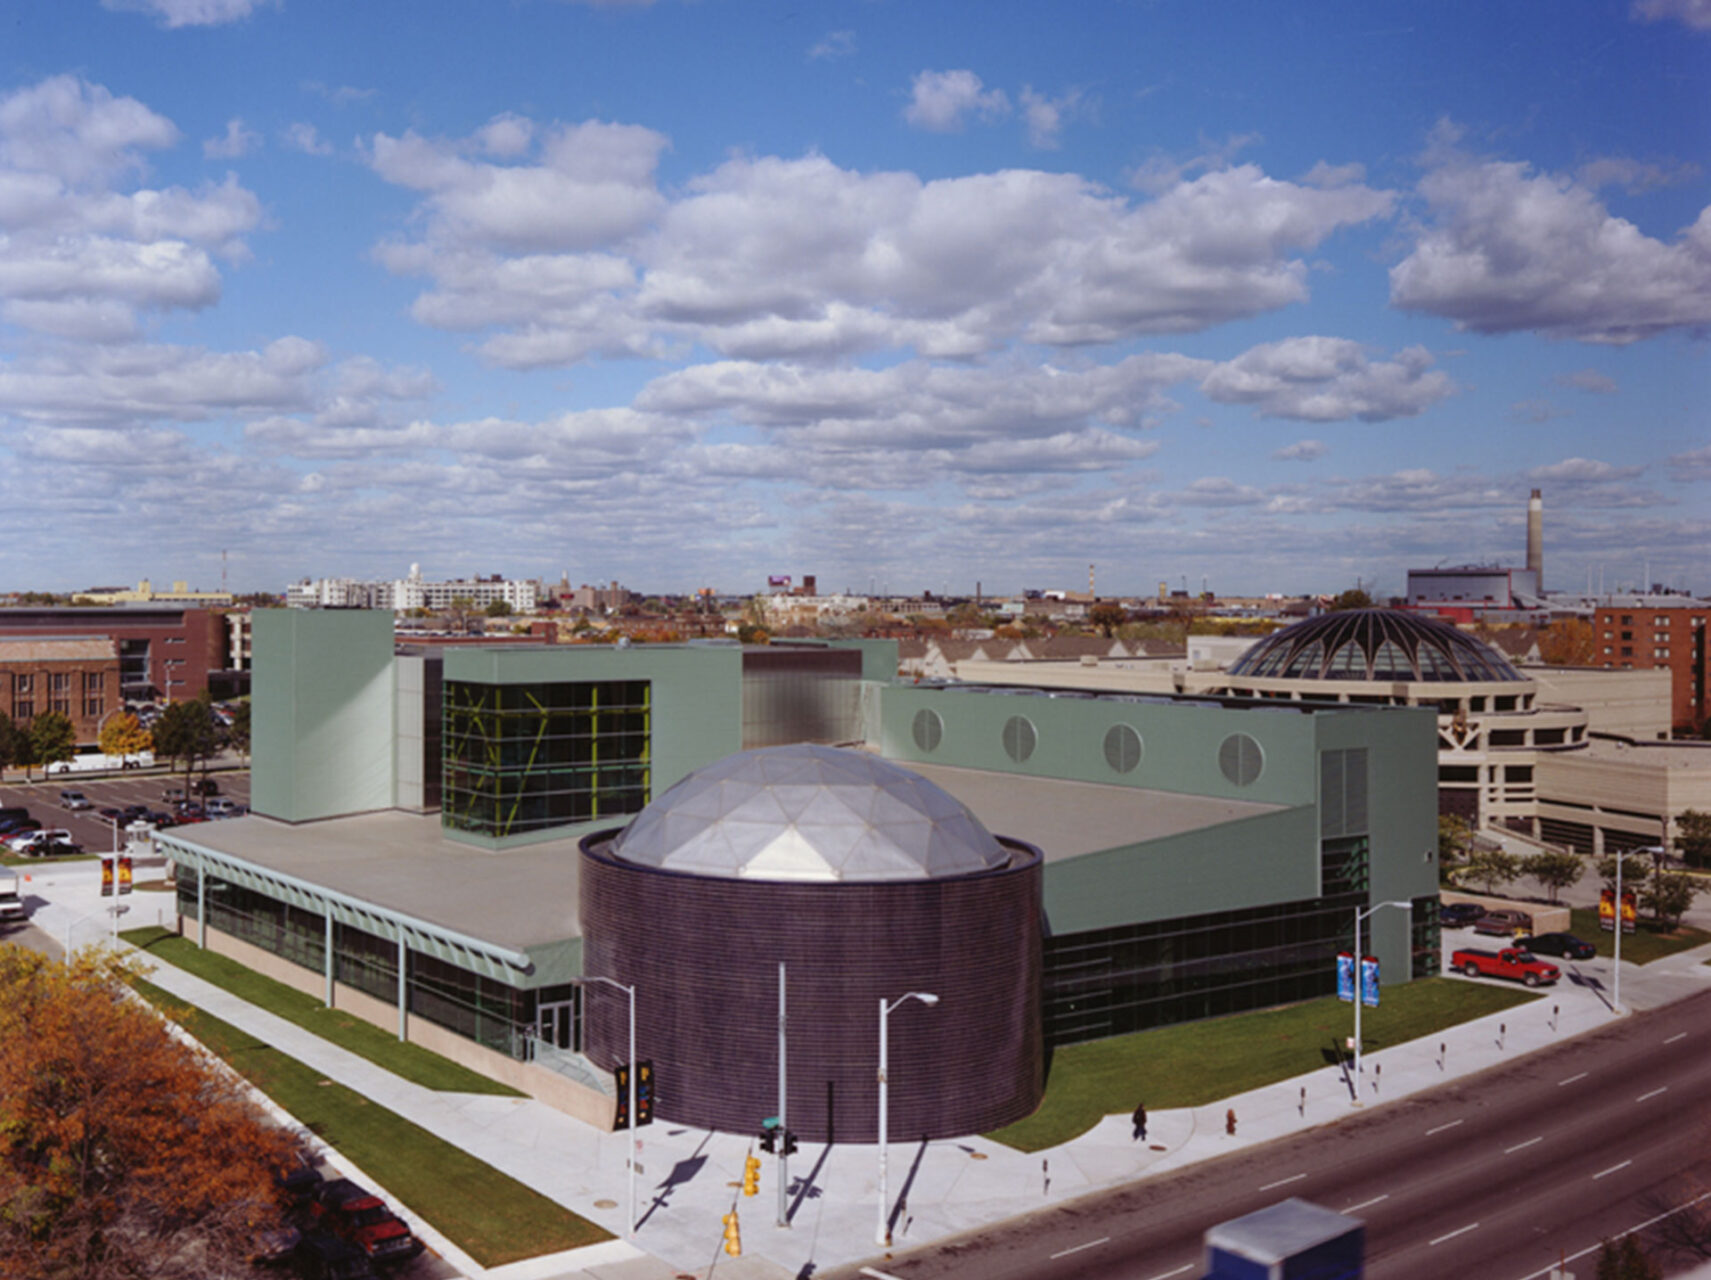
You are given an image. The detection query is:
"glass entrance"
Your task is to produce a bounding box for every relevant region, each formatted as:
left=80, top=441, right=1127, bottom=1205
left=537, top=999, right=579, bottom=1052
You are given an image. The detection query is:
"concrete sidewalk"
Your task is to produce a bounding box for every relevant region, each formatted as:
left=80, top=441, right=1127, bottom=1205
left=19, top=859, right=1711, bottom=1280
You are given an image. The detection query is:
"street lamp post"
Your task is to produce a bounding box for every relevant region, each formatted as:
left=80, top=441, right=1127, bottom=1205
left=877, top=991, right=938, bottom=1247
left=586, top=976, right=638, bottom=1238
left=1351, top=900, right=1412, bottom=1105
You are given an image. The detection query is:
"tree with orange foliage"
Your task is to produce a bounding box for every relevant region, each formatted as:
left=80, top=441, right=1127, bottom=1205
left=1537, top=618, right=1595, bottom=666
left=0, top=944, right=300, bottom=1279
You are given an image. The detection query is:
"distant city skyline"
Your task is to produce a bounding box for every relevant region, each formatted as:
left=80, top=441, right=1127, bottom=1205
left=1, top=1, right=1706, bottom=597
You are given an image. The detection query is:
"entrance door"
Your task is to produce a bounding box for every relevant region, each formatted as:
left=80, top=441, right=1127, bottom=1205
left=537, top=999, right=578, bottom=1052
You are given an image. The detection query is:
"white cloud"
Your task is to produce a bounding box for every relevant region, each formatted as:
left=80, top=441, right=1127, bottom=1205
left=101, top=0, right=273, bottom=27
left=1556, top=369, right=1617, bottom=394
left=1199, top=337, right=1455, bottom=422
left=282, top=123, right=334, bottom=156
left=1126, top=133, right=1263, bottom=196
left=203, top=118, right=260, bottom=159
left=1527, top=457, right=1644, bottom=482
left=1667, top=444, right=1711, bottom=481
left=1273, top=439, right=1328, bottom=461
left=809, top=30, right=856, bottom=60
left=903, top=70, right=1010, bottom=132
left=0, top=77, right=262, bottom=339
left=1019, top=87, right=1085, bottom=150
left=303, top=82, right=378, bottom=107
left=1630, top=0, right=1711, bottom=29
left=1390, top=138, right=1711, bottom=343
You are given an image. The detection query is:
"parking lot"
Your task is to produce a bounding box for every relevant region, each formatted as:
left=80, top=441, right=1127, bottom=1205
left=1, top=767, right=251, bottom=856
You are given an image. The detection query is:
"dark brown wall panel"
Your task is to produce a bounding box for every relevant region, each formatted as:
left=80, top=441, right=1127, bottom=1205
left=580, top=835, right=1042, bottom=1142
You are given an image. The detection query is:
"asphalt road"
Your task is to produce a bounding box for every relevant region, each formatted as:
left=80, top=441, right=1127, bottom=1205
left=830, top=989, right=1711, bottom=1280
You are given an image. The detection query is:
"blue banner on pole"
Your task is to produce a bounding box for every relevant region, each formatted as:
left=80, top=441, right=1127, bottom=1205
left=1336, top=951, right=1354, bottom=1002
left=1360, top=956, right=1380, bottom=1008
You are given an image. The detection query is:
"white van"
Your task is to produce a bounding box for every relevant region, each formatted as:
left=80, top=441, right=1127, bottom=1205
left=0, top=868, right=26, bottom=923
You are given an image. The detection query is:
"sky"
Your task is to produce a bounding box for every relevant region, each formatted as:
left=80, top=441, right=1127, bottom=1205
left=1, top=0, right=1707, bottom=599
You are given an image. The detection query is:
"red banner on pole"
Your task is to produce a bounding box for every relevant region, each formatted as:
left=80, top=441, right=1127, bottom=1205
left=1620, top=889, right=1637, bottom=934
left=119, top=855, right=133, bottom=896
left=1598, top=887, right=1615, bottom=931
left=101, top=857, right=114, bottom=898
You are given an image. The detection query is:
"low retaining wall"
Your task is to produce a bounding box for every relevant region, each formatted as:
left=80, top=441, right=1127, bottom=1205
left=1440, top=893, right=1572, bottom=936
left=173, top=915, right=615, bottom=1130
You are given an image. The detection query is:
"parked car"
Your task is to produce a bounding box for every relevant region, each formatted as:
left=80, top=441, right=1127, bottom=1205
left=162, top=785, right=186, bottom=804
left=1473, top=908, right=1533, bottom=937
left=59, top=790, right=91, bottom=811
left=174, top=803, right=208, bottom=823
left=1451, top=945, right=1561, bottom=986
left=1439, top=902, right=1484, bottom=928
left=311, top=1179, right=420, bottom=1266
left=97, top=806, right=128, bottom=823
left=0, top=814, right=39, bottom=837
left=1516, top=932, right=1597, bottom=960
left=19, top=835, right=82, bottom=858
left=194, top=777, right=221, bottom=796
left=205, top=797, right=244, bottom=818
left=290, top=1233, right=377, bottom=1280
left=5, top=828, right=71, bottom=853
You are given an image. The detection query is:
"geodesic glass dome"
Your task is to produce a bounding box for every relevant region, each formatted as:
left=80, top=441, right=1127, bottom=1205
left=609, top=743, right=1009, bottom=882
left=1227, top=608, right=1525, bottom=683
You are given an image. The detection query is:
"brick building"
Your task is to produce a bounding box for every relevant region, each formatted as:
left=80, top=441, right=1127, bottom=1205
left=0, top=606, right=230, bottom=705
left=0, top=637, right=121, bottom=744
left=1597, top=603, right=1709, bottom=734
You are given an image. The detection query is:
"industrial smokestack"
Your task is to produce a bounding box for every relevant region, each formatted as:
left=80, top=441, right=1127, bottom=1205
left=1526, top=489, right=1543, bottom=592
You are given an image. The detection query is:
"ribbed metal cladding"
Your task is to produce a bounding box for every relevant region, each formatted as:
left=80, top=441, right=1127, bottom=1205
left=579, top=833, right=1044, bottom=1142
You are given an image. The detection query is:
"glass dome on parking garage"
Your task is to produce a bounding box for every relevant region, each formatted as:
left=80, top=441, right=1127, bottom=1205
left=1228, top=609, right=1526, bottom=683
left=609, top=743, right=1011, bottom=882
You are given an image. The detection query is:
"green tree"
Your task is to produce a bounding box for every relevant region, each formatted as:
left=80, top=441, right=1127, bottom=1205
left=1596, top=1234, right=1662, bottom=1280
left=1089, top=602, right=1127, bottom=638
left=1462, top=846, right=1521, bottom=895
left=1438, top=815, right=1474, bottom=865
left=0, top=710, right=14, bottom=776
left=98, top=710, right=153, bottom=759
left=28, top=710, right=76, bottom=773
left=483, top=599, right=514, bottom=617
left=1640, top=870, right=1703, bottom=932
left=1597, top=853, right=1652, bottom=891
left=225, top=699, right=251, bottom=757
left=1520, top=849, right=1585, bottom=904
left=1674, top=809, right=1711, bottom=870
left=153, top=695, right=220, bottom=790
left=1328, top=587, right=1375, bottom=611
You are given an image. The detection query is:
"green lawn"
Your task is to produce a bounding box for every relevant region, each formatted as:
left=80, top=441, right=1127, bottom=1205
left=131, top=978, right=610, bottom=1266
left=122, top=926, right=523, bottom=1097
left=1565, top=908, right=1708, bottom=964
left=986, top=978, right=1535, bottom=1153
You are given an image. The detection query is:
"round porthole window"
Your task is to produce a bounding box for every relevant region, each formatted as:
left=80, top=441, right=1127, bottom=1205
left=1218, top=732, right=1264, bottom=787
left=1103, top=723, right=1143, bottom=774
left=1002, top=715, right=1037, bottom=764
left=911, top=708, right=943, bottom=753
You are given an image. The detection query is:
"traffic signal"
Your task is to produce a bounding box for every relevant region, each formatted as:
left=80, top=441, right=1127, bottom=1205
left=613, top=1063, right=631, bottom=1130
left=723, top=1211, right=741, bottom=1256
left=742, top=1155, right=760, bottom=1196
left=782, top=1128, right=798, bottom=1157
left=759, top=1127, right=777, bottom=1154
left=635, top=1060, right=653, bottom=1127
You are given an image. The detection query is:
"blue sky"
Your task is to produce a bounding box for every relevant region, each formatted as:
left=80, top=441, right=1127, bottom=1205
left=1, top=0, right=1706, bottom=598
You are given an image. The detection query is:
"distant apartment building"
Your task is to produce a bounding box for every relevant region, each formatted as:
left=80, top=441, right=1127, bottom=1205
left=1597, top=601, right=1709, bottom=734
left=287, top=565, right=540, bottom=614
left=74, top=578, right=234, bottom=607
left=0, top=637, right=121, bottom=744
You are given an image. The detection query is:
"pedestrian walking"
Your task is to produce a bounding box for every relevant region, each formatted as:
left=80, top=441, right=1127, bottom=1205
left=1131, top=1102, right=1148, bottom=1142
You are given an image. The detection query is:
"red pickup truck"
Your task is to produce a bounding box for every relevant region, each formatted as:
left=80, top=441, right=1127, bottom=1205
left=1451, top=946, right=1561, bottom=987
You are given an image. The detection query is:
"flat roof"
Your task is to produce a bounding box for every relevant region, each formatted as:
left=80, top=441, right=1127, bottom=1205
left=167, top=760, right=1285, bottom=953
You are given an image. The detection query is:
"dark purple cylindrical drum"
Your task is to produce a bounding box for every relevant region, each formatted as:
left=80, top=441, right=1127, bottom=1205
left=578, top=744, right=1043, bottom=1142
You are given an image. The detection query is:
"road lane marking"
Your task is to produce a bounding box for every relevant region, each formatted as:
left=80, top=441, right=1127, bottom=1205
left=1636, top=1087, right=1668, bottom=1102
left=1558, top=1072, right=1588, bottom=1086
left=1259, top=1173, right=1307, bottom=1191
left=1140, top=1266, right=1193, bottom=1280
left=1430, top=1223, right=1480, bottom=1245
left=1504, top=1136, right=1543, bottom=1154
left=1426, top=1119, right=1464, bottom=1135
left=860, top=1270, right=904, bottom=1280
left=1510, top=1189, right=1711, bottom=1280
left=1050, top=1237, right=1110, bottom=1260
left=1344, top=1194, right=1389, bottom=1212
left=1594, top=1160, right=1633, bottom=1180
left=1665, top=1032, right=1688, bottom=1043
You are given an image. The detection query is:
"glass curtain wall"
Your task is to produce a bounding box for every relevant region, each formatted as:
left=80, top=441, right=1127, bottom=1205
left=442, top=679, right=651, bottom=837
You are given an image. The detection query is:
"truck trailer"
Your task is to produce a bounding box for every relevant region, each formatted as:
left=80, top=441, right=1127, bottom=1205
left=1203, top=1198, right=1364, bottom=1280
